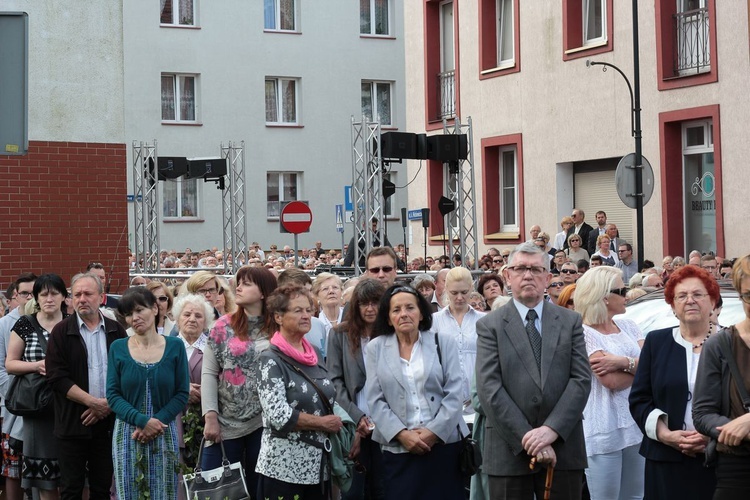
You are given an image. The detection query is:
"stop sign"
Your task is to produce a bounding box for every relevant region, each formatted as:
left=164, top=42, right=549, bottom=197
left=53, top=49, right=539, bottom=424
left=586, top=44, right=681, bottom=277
left=280, top=201, right=313, bottom=234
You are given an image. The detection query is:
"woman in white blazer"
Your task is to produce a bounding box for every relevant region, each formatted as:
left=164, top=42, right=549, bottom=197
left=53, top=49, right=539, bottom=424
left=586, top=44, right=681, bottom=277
left=365, top=285, right=468, bottom=500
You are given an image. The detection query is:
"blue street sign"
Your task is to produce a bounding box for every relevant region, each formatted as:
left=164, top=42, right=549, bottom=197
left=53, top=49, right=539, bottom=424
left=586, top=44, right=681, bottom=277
left=344, top=185, right=353, bottom=211
left=335, top=204, right=344, bottom=233
left=407, top=209, right=423, bottom=221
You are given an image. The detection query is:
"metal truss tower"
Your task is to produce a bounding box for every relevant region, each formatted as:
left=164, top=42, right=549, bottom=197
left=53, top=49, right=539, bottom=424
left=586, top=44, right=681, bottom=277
left=132, top=141, right=160, bottom=273
left=220, top=141, right=248, bottom=274
left=351, top=117, right=385, bottom=276
left=443, top=117, right=479, bottom=269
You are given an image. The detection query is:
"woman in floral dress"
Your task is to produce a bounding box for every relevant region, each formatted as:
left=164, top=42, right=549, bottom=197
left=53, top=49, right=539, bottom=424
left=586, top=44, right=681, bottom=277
left=201, top=266, right=278, bottom=496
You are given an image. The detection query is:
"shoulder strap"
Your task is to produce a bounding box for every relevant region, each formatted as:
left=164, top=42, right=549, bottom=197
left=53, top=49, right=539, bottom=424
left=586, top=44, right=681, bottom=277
left=271, top=348, right=333, bottom=415
left=435, top=332, right=442, bottom=365
left=25, top=314, right=48, bottom=353
left=719, top=329, right=750, bottom=412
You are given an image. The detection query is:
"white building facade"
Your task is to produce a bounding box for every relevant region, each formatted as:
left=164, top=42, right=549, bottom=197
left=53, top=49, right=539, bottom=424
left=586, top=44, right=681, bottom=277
left=402, top=0, right=750, bottom=261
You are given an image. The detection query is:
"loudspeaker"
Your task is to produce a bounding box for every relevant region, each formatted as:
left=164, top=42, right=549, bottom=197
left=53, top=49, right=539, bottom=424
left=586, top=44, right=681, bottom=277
left=383, top=179, right=396, bottom=199
left=426, top=134, right=469, bottom=162
left=381, top=132, right=417, bottom=159
left=157, top=156, right=188, bottom=180
left=401, top=208, right=407, bottom=228
left=187, top=158, right=227, bottom=179
left=416, top=133, right=429, bottom=159
left=421, top=208, right=430, bottom=228
left=438, top=196, right=456, bottom=216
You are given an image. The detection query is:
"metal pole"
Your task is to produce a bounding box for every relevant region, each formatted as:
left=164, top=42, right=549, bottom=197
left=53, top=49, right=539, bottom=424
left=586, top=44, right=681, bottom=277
left=294, top=234, right=299, bottom=267
left=632, top=0, right=644, bottom=270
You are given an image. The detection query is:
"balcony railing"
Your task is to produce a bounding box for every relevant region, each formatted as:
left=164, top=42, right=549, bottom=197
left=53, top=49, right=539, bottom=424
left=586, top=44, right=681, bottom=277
left=673, top=7, right=710, bottom=75
left=438, top=70, right=456, bottom=120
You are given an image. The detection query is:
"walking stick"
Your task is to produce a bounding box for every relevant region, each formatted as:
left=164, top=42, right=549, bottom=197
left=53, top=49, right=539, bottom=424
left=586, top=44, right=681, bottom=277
left=529, top=458, right=555, bottom=500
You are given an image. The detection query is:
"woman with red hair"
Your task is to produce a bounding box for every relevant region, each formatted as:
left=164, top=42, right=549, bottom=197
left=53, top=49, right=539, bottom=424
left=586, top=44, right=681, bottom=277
left=630, top=265, right=719, bottom=499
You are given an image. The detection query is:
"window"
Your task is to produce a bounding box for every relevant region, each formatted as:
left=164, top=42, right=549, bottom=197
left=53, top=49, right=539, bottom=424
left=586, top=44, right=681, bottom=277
left=562, top=0, right=613, bottom=61
left=439, top=1, right=455, bottom=120
left=481, top=133, right=524, bottom=242
left=265, top=78, right=299, bottom=125
left=479, top=0, right=520, bottom=78
left=583, top=0, right=605, bottom=46
left=655, top=0, right=716, bottom=89
left=360, top=0, right=390, bottom=36
left=267, top=172, right=299, bottom=218
left=424, top=0, right=459, bottom=128
left=264, top=0, right=296, bottom=31
left=163, top=178, right=199, bottom=219
left=161, top=74, right=197, bottom=122
left=659, top=105, right=723, bottom=257
left=361, top=81, right=392, bottom=126
left=160, top=0, right=195, bottom=26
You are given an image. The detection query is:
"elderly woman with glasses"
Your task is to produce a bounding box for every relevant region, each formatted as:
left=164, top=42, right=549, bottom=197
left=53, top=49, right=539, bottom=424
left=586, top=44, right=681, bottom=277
left=693, top=257, right=750, bottom=498
left=181, top=271, right=222, bottom=320
left=365, top=285, right=468, bottom=499
left=574, top=266, right=645, bottom=500
left=565, top=234, right=590, bottom=263
left=629, top=265, right=719, bottom=499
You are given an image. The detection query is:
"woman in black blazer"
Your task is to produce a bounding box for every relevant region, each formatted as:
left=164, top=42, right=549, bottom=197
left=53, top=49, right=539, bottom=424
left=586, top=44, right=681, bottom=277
left=326, top=279, right=386, bottom=500
left=629, top=265, right=720, bottom=499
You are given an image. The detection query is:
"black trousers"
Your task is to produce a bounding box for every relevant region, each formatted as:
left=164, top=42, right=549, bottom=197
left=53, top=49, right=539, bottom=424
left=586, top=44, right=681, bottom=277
left=488, top=469, right=584, bottom=500
left=57, top=431, right=113, bottom=500
left=257, top=474, right=328, bottom=500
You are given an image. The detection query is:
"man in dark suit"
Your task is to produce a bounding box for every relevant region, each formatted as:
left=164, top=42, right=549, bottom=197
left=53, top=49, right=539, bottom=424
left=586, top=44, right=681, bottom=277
left=476, top=242, right=591, bottom=500
left=564, top=208, right=594, bottom=252
left=586, top=210, right=608, bottom=255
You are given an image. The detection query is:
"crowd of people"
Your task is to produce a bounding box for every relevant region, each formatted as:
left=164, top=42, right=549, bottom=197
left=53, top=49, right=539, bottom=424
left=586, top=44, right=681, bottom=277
left=0, top=207, right=747, bottom=499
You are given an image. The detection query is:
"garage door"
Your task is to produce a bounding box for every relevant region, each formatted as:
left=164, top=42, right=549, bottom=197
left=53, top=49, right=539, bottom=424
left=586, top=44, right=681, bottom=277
left=574, top=169, right=635, bottom=247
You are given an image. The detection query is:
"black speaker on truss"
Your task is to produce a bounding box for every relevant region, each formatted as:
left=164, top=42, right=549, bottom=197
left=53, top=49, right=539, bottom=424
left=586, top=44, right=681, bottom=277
left=381, top=132, right=418, bottom=159
left=157, top=157, right=188, bottom=180
left=426, top=134, right=469, bottom=162
left=187, top=158, right=227, bottom=179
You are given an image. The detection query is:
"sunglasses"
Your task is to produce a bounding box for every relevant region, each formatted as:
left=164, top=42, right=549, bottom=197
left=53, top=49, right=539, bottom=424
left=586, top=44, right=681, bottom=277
left=566, top=299, right=575, bottom=307
left=560, top=269, right=578, bottom=274
left=609, top=287, right=628, bottom=297
left=493, top=259, right=503, bottom=263
left=155, top=296, right=169, bottom=303
left=548, top=282, right=565, bottom=288
left=368, top=266, right=394, bottom=274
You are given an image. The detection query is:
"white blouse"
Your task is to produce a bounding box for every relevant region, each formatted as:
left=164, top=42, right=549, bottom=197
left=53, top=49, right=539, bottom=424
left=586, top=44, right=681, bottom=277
left=432, top=307, right=485, bottom=404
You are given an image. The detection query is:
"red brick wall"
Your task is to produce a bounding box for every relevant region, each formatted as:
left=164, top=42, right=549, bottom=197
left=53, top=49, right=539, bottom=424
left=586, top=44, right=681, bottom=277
left=0, top=140, right=130, bottom=294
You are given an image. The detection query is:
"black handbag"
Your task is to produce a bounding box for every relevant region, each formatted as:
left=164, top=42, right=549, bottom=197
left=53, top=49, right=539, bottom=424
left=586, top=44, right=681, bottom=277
left=5, top=315, right=54, bottom=417
left=182, top=438, right=250, bottom=500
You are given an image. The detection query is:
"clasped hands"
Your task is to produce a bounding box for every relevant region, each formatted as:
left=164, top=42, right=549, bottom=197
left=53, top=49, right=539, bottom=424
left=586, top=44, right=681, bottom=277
left=131, top=417, right=168, bottom=444
left=657, top=426, right=709, bottom=457
left=522, top=425, right=558, bottom=467
left=397, top=428, right=438, bottom=455
left=81, top=397, right=111, bottom=426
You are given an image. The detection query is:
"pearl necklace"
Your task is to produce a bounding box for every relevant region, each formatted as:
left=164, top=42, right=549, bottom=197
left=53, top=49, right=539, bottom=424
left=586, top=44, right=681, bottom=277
left=691, top=323, right=713, bottom=350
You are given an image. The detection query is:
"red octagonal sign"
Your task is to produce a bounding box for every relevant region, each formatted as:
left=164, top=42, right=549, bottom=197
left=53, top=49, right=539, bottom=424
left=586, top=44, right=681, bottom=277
left=280, top=201, right=313, bottom=234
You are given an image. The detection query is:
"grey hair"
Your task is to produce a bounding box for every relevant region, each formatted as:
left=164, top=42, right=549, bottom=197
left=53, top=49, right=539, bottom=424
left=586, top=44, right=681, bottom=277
left=508, top=242, right=550, bottom=271
left=172, top=293, right=215, bottom=331
left=411, top=274, right=435, bottom=288
left=71, top=273, right=103, bottom=294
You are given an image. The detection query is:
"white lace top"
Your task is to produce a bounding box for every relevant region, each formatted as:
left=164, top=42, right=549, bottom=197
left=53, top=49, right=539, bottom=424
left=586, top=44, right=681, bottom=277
left=583, top=318, right=645, bottom=456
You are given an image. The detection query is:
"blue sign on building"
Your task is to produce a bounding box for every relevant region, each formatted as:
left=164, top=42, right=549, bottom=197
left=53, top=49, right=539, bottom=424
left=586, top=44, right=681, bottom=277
left=407, top=209, right=423, bottom=221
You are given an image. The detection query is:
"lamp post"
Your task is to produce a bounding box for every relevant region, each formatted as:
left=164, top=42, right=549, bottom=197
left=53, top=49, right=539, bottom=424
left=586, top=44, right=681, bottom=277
left=586, top=0, right=644, bottom=271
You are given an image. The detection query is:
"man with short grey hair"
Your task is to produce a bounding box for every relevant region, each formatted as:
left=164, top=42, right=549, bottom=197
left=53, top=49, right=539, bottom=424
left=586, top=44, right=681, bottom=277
left=46, top=273, right=126, bottom=500
left=476, top=242, right=590, bottom=499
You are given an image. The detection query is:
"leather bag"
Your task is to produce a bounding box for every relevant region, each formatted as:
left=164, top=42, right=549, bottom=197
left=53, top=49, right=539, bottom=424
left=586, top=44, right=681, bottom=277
left=182, top=438, right=250, bottom=500
left=5, top=315, right=54, bottom=417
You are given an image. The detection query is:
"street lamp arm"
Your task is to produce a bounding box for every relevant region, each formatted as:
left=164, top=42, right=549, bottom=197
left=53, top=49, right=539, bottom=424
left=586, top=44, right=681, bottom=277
left=586, top=60, right=636, bottom=137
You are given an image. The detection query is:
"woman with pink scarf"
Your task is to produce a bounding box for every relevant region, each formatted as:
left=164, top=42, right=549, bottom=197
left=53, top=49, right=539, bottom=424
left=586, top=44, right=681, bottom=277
left=256, top=284, right=344, bottom=500
left=200, top=266, right=278, bottom=497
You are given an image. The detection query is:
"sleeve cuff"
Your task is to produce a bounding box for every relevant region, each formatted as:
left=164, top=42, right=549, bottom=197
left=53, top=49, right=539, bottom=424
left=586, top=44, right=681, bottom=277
left=645, top=409, right=667, bottom=441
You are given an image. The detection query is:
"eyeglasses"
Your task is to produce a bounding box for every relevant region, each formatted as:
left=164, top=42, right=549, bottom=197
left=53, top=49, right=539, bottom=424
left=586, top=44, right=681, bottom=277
left=566, top=299, right=575, bottom=307
left=674, top=292, right=709, bottom=303
left=569, top=239, right=581, bottom=243
left=368, top=266, right=394, bottom=274
left=155, top=296, right=169, bottom=303
left=740, top=292, right=750, bottom=304
left=507, top=266, right=546, bottom=276
left=320, top=285, right=341, bottom=293
left=617, top=249, right=629, bottom=253
left=560, top=269, right=578, bottom=274
left=493, top=259, right=503, bottom=264
left=609, top=288, right=628, bottom=297
left=197, top=287, right=218, bottom=296
left=548, top=282, right=565, bottom=288
left=16, top=291, right=33, bottom=298
left=358, top=301, right=379, bottom=310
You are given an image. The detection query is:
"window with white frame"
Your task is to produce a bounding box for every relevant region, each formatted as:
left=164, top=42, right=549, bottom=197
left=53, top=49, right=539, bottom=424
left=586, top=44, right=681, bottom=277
left=161, top=74, right=197, bottom=122
left=265, top=78, right=299, bottom=125
left=499, top=147, right=518, bottom=232
left=160, top=0, right=195, bottom=25
left=496, top=0, right=514, bottom=66
left=583, top=0, right=606, bottom=45
left=163, top=178, right=199, bottom=219
left=361, top=81, right=392, bottom=126
left=360, top=0, right=390, bottom=36
left=267, top=172, right=299, bottom=218
left=264, top=0, right=296, bottom=31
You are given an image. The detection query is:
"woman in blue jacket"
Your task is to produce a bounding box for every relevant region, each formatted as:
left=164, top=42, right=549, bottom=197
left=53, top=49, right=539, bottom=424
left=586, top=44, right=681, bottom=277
left=107, top=287, right=189, bottom=500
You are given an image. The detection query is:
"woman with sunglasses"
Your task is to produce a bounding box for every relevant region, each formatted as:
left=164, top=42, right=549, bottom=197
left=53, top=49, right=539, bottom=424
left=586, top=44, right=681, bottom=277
left=365, top=285, right=467, bottom=499
left=565, top=233, right=590, bottom=264
left=574, top=266, right=645, bottom=499
left=630, top=265, right=719, bottom=499
left=326, top=279, right=387, bottom=500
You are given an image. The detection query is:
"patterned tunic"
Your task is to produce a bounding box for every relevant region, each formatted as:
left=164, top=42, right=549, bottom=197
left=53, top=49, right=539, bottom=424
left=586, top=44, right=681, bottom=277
left=203, top=315, right=269, bottom=440
left=255, top=347, right=335, bottom=485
